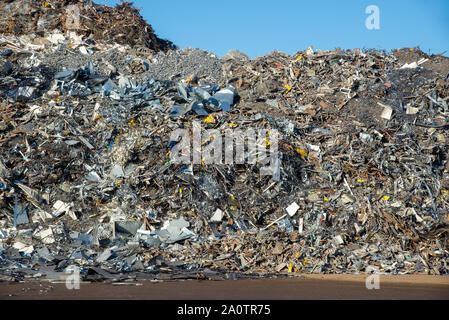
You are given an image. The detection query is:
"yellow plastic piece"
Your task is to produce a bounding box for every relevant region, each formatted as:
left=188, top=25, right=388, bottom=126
left=264, top=138, right=270, bottom=147
left=296, top=148, right=308, bottom=159
left=203, top=114, right=215, bottom=124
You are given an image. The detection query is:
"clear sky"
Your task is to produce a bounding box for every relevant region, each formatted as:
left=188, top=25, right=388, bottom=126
left=98, top=0, right=449, bottom=58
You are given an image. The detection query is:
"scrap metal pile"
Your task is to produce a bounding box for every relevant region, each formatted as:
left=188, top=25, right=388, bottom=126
left=0, top=0, right=175, bottom=52
left=1, top=1, right=449, bottom=283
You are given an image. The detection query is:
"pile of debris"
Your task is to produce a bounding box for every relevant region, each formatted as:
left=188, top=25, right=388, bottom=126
left=1, top=2, right=449, bottom=283
left=0, top=0, right=175, bottom=52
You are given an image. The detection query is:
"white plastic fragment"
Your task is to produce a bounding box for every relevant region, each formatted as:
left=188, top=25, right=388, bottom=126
left=406, top=105, right=419, bottom=114
left=39, top=228, right=55, bottom=244
left=12, top=242, right=34, bottom=255
left=400, top=58, right=428, bottom=69
left=13, top=242, right=26, bottom=250
left=79, top=46, right=89, bottom=55
left=210, top=208, right=224, bottom=222
left=378, top=102, right=393, bottom=120
left=306, top=143, right=320, bottom=152
left=298, top=218, right=304, bottom=234
left=401, top=62, right=418, bottom=69
left=286, top=202, right=299, bottom=217
left=390, top=201, right=402, bottom=208
left=21, top=245, right=34, bottom=254
left=46, top=33, right=65, bottom=44
left=333, top=235, right=344, bottom=245
left=53, top=200, right=70, bottom=217
left=137, top=229, right=153, bottom=236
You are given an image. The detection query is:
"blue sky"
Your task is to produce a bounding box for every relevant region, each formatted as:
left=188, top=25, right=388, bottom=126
left=98, top=0, right=449, bottom=58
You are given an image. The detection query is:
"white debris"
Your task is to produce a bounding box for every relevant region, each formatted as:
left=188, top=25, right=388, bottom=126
left=39, top=228, right=55, bottom=244
left=85, top=171, right=102, bottom=182
left=359, top=132, right=373, bottom=143
left=286, top=202, right=299, bottom=217
left=79, top=46, right=90, bottom=55
left=68, top=32, right=83, bottom=44
left=12, top=242, right=35, bottom=255
left=21, top=245, right=34, bottom=255
left=354, top=223, right=363, bottom=234
left=37, top=210, right=53, bottom=221
left=210, top=208, right=225, bottom=222
left=341, top=194, right=354, bottom=204
left=401, top=61, right=418, bottom=69
left=378, top=102, right=393, bottom=120
left=400, top=58, right=429, bottom=69
left=298, top=218, right=304, bottom=234
left=13, top=242, right=27, bottom=250
left=306, top=46, right=314, bottom=56
left=53, top=200, right=70, bottom=217
left=109, top=164, right=125, bottom=179
left=390, top=201, right=403, bottom=208
left=306, top=143, right=320, bottom=153
left=406, top=105, right=419, bottom=115
left=414, top=212, right=424, bottom=223
left=333, top=235, right=344, bottom=245
left=46, top=32, right=65, bottom=44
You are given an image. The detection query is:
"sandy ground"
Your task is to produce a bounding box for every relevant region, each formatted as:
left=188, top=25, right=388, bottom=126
left=300, top=273, right=449, bottom=285
left=0, top=275, right=448, bottom=300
